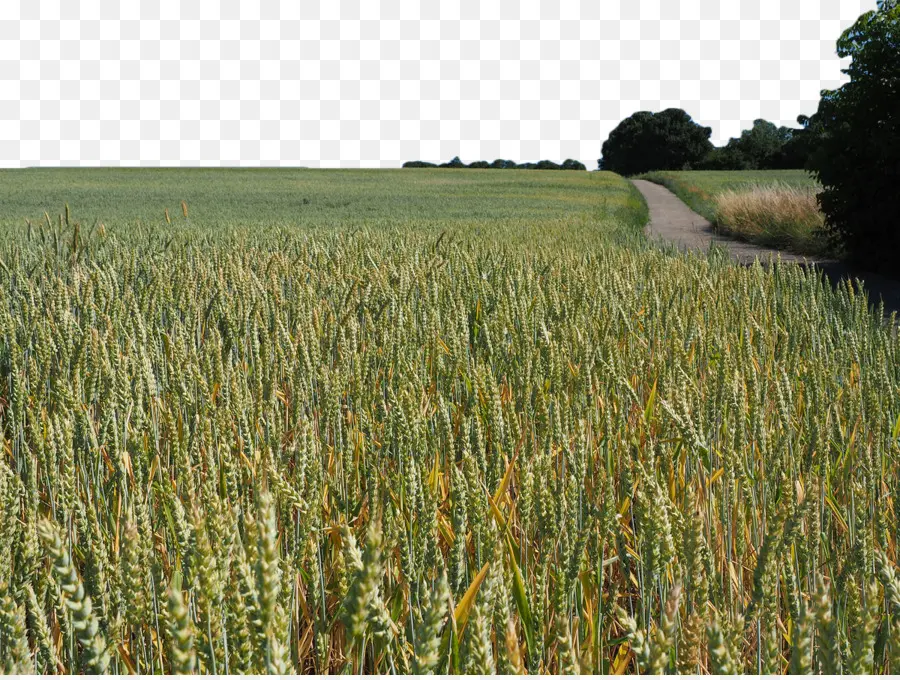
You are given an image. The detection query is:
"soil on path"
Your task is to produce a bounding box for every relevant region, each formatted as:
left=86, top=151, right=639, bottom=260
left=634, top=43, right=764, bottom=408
left=630, top=178, right=900, bottom=315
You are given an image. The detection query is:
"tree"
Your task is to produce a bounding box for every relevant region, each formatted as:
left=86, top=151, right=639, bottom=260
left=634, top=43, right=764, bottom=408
left=402, top=161, right=437, bottom=168
left=697, top=120, right=798, bottom=170
left=727, top=119, right=794, bottom=169
left=807, top=0, right=900, bottom=273
left=489, top=159, right=516, bottom=169
left=438, top=156, right=466, bottom=168
left=534, top=160, right=561, bottom=170
left=599, top=109, right=714, bottom=175
left=467, top=160, right=489, bottom=169
left=560, top=159, right=587, bottom=170
left=775, top=114, right=822, bottom=170
left=697, top=145, right=753, bottom=171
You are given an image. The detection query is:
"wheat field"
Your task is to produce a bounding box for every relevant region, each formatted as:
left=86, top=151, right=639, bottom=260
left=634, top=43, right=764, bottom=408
left=0, top=169, right=898, bottom=674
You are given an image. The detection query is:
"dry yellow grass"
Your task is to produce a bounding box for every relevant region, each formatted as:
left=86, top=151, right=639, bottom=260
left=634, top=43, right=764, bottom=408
left=714, top=182, right=827, bottom=254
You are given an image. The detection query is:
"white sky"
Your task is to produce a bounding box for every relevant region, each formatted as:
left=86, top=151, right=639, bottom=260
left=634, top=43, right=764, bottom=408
left=0, top=0, right=878, bottom=167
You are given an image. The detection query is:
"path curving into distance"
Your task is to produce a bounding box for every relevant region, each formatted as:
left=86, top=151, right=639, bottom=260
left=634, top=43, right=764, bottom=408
left=630, top=178, right=819, bottom=266
left=630, top=178, right=900, bottom=315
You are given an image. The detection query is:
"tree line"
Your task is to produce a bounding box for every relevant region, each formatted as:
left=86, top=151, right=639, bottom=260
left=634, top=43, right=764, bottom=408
left=403, top=157, right=587, bottom=170
left=598, top=111, right=820, bottom=176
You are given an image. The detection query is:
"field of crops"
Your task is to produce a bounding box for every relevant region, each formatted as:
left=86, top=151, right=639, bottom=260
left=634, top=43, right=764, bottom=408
left=0, top=168, right=646, bottom=237
left=0, top=169, right=899, bottom=674
left=637, top=170, right=818, bottom=221
left=640, top=170, right=826, bottom=255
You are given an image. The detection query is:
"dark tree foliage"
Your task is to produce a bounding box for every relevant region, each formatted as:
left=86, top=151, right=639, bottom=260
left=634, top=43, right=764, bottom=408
left=438, top=156, right=466, bottom=168
left=599, top=109, right=714, bottom=175
left=561, top=159, right=587, bottom=170
left=807, top=0, right=900, bottom=273
left=697, top=145, right=753, bottom=171
left=726, top=120, right=794, bottom=169
left=405, top=157, right=587, bottom=170
left=696, top=119, right=803, bottom=170
left=775, top=115, right=823, bottom=170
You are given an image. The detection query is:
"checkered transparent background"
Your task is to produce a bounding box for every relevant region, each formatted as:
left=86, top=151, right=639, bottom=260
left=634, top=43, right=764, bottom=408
left=0, top=0, right=876, bottom=168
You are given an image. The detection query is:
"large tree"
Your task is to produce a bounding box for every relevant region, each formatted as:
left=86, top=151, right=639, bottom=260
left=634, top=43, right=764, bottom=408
left=807, top=0, right=900, bottom=273
left=727, top=119, right=794, bottom=169
left=698, top=119, right=801, bottom=170
left=599, top=109, right=713, bottom=175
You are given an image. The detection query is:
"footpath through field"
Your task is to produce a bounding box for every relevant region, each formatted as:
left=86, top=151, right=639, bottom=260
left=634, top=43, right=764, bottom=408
left=630, top=178, right=900, bottom=315
left=631, top=179, right=818, bottom=265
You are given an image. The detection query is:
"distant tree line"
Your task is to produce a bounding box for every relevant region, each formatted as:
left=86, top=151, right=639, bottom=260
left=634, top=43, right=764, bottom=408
left=403, top=157, right=587, bottom=170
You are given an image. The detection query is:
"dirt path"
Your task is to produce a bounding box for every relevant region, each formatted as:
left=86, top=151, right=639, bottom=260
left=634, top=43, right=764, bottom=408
left=631, top=179, right=900, bottom=315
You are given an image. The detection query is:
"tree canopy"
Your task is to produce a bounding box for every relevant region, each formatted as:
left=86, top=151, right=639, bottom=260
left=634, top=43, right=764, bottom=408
left=700, top=119, right=811, bottom=170
left=720, top=119, right=794, bottom=169
left=598, top=108, right=713, bottom=175
left=807, top=0, right=900, bottom=273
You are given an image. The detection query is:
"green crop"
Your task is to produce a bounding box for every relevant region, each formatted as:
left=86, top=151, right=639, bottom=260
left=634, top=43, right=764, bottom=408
left=0, top=169, right=897, bottom=673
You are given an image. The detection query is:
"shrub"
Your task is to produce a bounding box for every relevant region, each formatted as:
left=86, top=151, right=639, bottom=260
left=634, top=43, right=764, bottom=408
left=599, top=109, right=713, bottom=175
left=807, top=0, right=900, bottom=273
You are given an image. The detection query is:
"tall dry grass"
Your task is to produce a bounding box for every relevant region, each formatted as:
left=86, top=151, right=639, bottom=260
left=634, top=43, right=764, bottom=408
left=714, top=182, right=827, bottom=254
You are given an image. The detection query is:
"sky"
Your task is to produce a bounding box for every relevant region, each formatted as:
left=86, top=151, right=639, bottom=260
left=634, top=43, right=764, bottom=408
left=0, top=0, right=878, bottom=167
